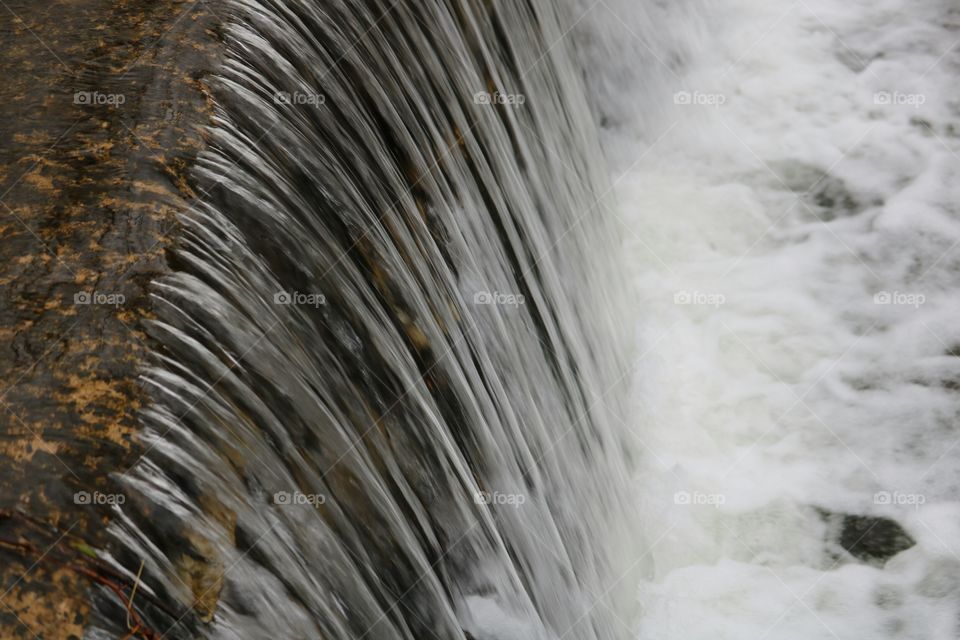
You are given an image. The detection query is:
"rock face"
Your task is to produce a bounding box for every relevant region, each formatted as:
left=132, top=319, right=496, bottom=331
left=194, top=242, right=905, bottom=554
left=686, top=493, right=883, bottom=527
left=0, top=1, right=220, bottom=637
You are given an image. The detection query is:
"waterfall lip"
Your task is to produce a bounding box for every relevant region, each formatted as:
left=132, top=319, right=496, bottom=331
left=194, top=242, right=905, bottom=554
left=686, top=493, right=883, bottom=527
left=0, top=0, right=634, bottom=638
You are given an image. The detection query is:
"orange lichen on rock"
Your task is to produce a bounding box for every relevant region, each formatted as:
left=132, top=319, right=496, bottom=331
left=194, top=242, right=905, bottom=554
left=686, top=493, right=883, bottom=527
left=0, top=0, right=223, bottom=637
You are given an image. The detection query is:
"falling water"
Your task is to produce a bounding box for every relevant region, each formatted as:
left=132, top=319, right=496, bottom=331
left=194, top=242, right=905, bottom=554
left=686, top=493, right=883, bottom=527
left=97, top=1, right=634, bottom=638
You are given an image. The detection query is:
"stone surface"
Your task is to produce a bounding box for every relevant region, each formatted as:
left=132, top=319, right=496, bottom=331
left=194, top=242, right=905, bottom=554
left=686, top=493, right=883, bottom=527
left=838, top=514, right=916, bottom=565
left=818, top=507, right=917, bottom=567
left=0, top=1, right=221, bottom=637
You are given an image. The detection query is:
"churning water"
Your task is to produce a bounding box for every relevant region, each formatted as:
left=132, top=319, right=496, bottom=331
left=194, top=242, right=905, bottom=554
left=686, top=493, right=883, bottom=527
left=102, top=1, right=636, bottom=639
left=577, top=0, right=960, bottom=638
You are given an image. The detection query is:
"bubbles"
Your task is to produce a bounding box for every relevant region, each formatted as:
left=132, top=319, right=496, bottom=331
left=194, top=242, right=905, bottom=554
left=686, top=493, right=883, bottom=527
left=579, top=0, right=960, bottom=636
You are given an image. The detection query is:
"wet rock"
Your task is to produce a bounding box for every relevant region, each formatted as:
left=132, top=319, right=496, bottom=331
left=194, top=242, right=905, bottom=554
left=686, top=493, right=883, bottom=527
left=825, top=512, right=916, bottom=566
left=839, top=515, right=915, bottom=564
left=768, top=160, right=862, bottom=220
left=0, top=0, right=222, bottom=637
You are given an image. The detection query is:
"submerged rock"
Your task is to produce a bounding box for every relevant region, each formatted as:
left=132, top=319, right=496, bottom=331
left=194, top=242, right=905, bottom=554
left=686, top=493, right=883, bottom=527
left=818, top=508, right=916, bottom=567
left=839, top=515, right=916, bottom=565
left=767, top=160, right=863, bottom=221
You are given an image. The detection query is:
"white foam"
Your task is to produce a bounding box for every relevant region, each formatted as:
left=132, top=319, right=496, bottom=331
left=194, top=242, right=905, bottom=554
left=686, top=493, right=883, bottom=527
left=578, top=0, right=960, bottom=637
left=460, top=595, right=556, bottom=640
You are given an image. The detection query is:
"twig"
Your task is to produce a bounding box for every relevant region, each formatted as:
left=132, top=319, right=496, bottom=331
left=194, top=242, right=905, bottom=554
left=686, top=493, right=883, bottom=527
left=0, top=510, right=165, bottom=639
left=127, top=558, right=146, bottom=630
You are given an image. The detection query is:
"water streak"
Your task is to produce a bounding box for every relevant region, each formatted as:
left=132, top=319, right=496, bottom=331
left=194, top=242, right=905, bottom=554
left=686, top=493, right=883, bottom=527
left=104, top=1, right=634, bottom=638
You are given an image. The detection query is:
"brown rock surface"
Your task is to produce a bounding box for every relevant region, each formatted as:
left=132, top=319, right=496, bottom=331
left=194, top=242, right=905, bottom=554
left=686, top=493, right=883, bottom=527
left=0, top=1, right=221, bottom=637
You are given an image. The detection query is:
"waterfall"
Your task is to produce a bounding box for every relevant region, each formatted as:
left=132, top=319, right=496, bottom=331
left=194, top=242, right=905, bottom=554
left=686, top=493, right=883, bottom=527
left=100, top=1, right=634, bottom=638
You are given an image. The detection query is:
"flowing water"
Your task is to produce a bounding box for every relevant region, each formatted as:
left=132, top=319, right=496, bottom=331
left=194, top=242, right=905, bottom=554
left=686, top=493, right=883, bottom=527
left=98, top=1, right=635, bottom=639
left=60, top=0, right=960, bottom=637
left=576, top=0, right=960, bottom=638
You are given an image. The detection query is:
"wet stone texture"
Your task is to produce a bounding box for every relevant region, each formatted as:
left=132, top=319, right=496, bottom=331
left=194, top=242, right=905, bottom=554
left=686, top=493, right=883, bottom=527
left=819, top=508, right=917, bottom=568
left=838, top=514, right=916, bottom=566
left=0, top=0, right=220, bottom=637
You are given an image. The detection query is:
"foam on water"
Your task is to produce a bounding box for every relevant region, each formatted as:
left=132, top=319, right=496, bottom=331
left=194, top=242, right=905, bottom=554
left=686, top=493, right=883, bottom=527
left=578, top=0, right=960, bottom=637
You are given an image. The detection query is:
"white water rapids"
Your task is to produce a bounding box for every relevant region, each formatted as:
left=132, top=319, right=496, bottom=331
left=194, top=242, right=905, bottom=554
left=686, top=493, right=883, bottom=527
left=577, top=0, right=960, bottom=638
